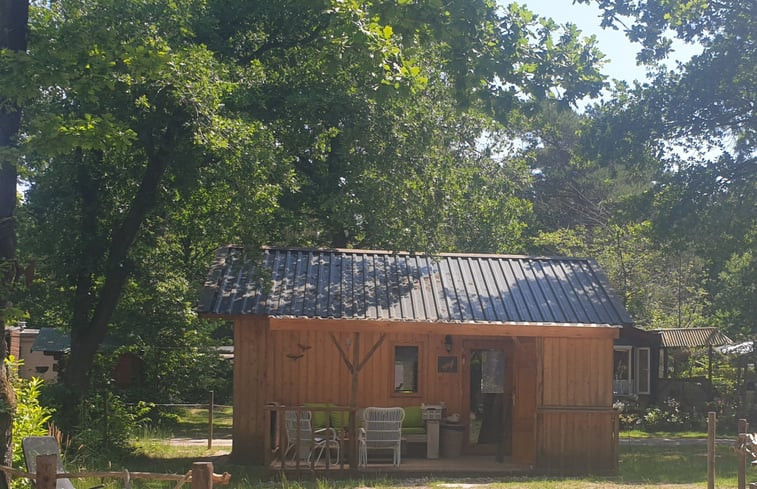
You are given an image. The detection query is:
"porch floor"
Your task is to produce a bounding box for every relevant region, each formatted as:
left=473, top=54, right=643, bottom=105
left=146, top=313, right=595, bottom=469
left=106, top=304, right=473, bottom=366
left=271, top=455, right=531, bottom=478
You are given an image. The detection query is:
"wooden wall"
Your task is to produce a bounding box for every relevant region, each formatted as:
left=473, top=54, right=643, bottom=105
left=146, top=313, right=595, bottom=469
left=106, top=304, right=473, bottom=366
left=264, top=327, right=468, bottom=413
left=232, top=316, right=619, bottom=474
left=535, top=336, right=618, bottom=474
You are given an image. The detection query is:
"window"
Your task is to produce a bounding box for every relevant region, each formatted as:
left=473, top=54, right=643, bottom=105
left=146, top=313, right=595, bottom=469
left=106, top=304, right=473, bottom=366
left=636, top=347, right=650, bottom=395
left=613, top=346, right=632, bottom=395
left=394, top=346, right=418, bottom=393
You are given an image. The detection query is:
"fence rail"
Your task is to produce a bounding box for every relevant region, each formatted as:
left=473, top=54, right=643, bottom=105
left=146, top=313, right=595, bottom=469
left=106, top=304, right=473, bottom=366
left=0, top=455, right=230, bottom=489
left=128, top=391, right=232, bottom=449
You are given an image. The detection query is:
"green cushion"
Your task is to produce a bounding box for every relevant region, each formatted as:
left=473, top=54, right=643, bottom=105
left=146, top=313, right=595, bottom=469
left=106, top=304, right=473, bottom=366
left=402, top=426, right=426, bottom=435
left=402, top=406, right=424, bottom=428
left=330, top=410, right=349, bottom=431
left=304, top=403, right=333, bottom=429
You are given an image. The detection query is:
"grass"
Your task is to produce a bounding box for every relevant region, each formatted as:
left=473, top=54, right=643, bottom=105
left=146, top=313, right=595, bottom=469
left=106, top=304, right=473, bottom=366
left=61, top=409, right=747, bottom=489
left=116, top=439, right=743, bottom=489
left=618, top=429, right=708, bottom=438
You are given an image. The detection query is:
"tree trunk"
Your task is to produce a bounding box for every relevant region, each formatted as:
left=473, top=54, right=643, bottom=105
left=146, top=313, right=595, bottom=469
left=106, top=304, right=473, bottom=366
left=0, top=0, right=28, bottom=486
left=63, top=144, right=171, bottom=390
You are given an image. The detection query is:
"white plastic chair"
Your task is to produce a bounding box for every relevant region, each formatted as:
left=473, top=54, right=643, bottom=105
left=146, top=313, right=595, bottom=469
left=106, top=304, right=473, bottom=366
left=359, top=407, right=405, bottom=467
left=284, top=410, right=340, bottom=465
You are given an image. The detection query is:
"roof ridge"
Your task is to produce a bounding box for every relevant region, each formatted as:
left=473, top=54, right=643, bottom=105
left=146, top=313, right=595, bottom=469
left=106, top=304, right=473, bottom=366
left=245, top=245, right=592, bottom=262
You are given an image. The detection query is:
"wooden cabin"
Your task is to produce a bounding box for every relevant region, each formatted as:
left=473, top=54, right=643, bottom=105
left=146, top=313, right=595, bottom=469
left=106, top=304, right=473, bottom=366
left=198, top=246, right=634, bottom=474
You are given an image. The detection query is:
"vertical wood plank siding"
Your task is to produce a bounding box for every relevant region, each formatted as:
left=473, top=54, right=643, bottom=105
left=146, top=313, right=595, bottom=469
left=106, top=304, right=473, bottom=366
left=536, top=336, right=617, bottom=474
left=233, top=318, right=618, bottom=473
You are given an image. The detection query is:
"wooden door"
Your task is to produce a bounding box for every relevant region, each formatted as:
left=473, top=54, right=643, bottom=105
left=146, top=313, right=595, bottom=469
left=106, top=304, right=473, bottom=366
left=462, top=339, right=513, bottom=456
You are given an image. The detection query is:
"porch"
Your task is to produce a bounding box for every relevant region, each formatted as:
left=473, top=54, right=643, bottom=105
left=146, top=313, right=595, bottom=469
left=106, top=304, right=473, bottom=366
left=263, top=404, right=533, bottom=476
left=270, top=455, right=531, bottom=478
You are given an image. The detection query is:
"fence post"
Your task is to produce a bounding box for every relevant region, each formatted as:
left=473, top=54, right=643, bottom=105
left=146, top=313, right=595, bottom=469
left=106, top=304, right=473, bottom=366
left=707, top=411, right=716, bottom=489
left=191, top=462, right=213, bottom=489
left=208, top=390, right=215, bottom=450
left=738, top=418, right=748, bottom=489
left=36, top=454, right=57, bottom=489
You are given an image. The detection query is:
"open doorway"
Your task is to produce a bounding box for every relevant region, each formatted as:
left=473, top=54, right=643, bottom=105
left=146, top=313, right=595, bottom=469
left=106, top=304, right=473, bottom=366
left=464, top=340, right=513, bottom=456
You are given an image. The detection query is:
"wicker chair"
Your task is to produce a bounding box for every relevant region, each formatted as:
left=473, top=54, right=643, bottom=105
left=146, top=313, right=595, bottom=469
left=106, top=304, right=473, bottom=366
left=359, top=407, right=405, bottom=467
left=284, top=410, right=340, bottom=465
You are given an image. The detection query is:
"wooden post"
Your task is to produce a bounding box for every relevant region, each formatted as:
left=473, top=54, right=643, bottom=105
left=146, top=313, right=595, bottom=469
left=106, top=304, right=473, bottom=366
left=738, top=418, right=748, bottom=489
left=208, top=390, right=215, bottom=450
left=350, top=332, right=360, bottom=468
left=263, top=406, right=271, bottom=468
left=708, top=345, right=713, bottom=382
left=707, top=411, right=716, bottom=489
left=36, top=454, right=57, bottom=489
left=191, top=462, right=213, bottom=489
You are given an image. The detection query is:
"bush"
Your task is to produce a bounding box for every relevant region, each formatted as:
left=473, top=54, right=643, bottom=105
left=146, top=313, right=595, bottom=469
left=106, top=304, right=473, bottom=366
left=614, top=397, right=643, bottom=430
left=42, top=384, right=152, bottom=467
left=7, top=356, right=54, bottom=489
left=616, top=396, right=710, bottom=432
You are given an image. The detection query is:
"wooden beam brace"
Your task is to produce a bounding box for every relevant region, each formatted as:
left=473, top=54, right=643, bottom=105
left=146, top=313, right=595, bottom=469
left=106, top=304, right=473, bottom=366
left=329, top=333, right=353, bottom=373
left=356, top=334, right=386, bottom=372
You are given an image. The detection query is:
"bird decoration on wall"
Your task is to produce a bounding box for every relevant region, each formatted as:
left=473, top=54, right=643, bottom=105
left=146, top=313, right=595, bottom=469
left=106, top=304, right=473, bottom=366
left=297, top=343, right=312, bottom=351
left=286, top=353, right=304, bottom=361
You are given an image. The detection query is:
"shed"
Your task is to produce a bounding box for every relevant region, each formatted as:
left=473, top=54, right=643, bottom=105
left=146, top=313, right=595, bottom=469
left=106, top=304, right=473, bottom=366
left=198, top=246, right=634, bottom=474
left=653, top=327, right=732, bottom=381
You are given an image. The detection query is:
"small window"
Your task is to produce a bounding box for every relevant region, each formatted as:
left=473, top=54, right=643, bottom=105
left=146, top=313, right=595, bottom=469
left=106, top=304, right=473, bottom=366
left=614, top=346, right=632, bottom=395
left=637, top=347, right=651, bottom=395
left=394, top=346, right=418, bottom=393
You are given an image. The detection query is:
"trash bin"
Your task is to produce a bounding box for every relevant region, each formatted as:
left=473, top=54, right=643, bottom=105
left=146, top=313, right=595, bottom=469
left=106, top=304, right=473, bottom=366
left=440, top=423, right=465, bottom=458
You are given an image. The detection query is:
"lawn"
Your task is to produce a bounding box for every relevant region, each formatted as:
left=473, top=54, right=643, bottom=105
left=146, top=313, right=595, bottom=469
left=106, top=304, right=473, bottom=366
left=121, top=440, right=743, bottom=489
left=71, top=408, right=748, bottom=489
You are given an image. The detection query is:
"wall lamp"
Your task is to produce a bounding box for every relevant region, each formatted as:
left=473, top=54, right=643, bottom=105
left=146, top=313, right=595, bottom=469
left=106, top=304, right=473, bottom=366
left=444, top=335, right=453, bottom=353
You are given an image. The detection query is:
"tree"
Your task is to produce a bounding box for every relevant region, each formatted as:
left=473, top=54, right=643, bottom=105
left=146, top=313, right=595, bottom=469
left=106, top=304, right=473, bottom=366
left=0, top=0, right=27, bottom=484
left=8, top=0, right=610, bottom=406
left=578, top=0, right=756, bottom=338
left=14, top=0, right=296, bottom=394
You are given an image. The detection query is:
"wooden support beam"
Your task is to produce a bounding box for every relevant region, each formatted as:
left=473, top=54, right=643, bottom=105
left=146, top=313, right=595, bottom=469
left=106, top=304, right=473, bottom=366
left=271, top=318, right=620, bottom=339
left=349, top=332, right=360, bottom=468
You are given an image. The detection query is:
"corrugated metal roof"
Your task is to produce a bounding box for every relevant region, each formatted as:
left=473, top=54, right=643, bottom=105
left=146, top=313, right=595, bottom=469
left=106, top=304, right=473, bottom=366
left=198, top=246, right=633, bottom=326
left=30, top=328, right=71, bottom=353
left=653, top=327, right=733, bottom=348
left=31, top=328, right=124, bottom=353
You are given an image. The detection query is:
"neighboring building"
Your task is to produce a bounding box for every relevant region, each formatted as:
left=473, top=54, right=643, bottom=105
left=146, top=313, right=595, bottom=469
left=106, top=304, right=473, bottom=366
left=8, top=326, right=141, bottom=387
left=613, top=326, right=661, bottom=402
left=613, top=326, right=733, bottom=404
left=199, top=246, right=635, bottom=474
left=6, top=325, right=58, bottom=382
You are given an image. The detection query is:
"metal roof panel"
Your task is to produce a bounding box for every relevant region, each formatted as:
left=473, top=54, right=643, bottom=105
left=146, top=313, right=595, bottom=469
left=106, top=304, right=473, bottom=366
left=198, top=246, right=633, bottom=327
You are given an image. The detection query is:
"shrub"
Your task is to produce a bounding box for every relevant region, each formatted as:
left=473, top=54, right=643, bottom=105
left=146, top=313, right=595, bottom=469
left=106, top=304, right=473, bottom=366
left=7, top=356, right=54, bottom=489
left=42, top=383, right=152, bottom=467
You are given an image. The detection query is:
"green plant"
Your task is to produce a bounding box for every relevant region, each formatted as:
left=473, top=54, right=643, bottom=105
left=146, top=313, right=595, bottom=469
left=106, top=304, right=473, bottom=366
left=70, top=392, right=152, bottom=465
left=6, top=356, right=54, bottom=489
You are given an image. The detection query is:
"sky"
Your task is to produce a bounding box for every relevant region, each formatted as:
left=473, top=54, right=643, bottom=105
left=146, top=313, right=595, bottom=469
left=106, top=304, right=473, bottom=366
left=517, top=0, right=702, bottom=84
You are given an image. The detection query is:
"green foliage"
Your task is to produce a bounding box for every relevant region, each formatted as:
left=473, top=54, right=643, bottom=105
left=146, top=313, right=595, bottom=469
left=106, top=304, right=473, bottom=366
left=42, top=384, right=152, bottom=467
left=615, top=397, right=706, bottom=432
left=6, top=357, right=53, bottom=471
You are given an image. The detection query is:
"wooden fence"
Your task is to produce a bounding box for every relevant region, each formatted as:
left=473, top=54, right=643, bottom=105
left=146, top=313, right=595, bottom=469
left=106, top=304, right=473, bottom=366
left=0, top=455, right=230, bottom=489
left=731, top=416, right=757, bottom=489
